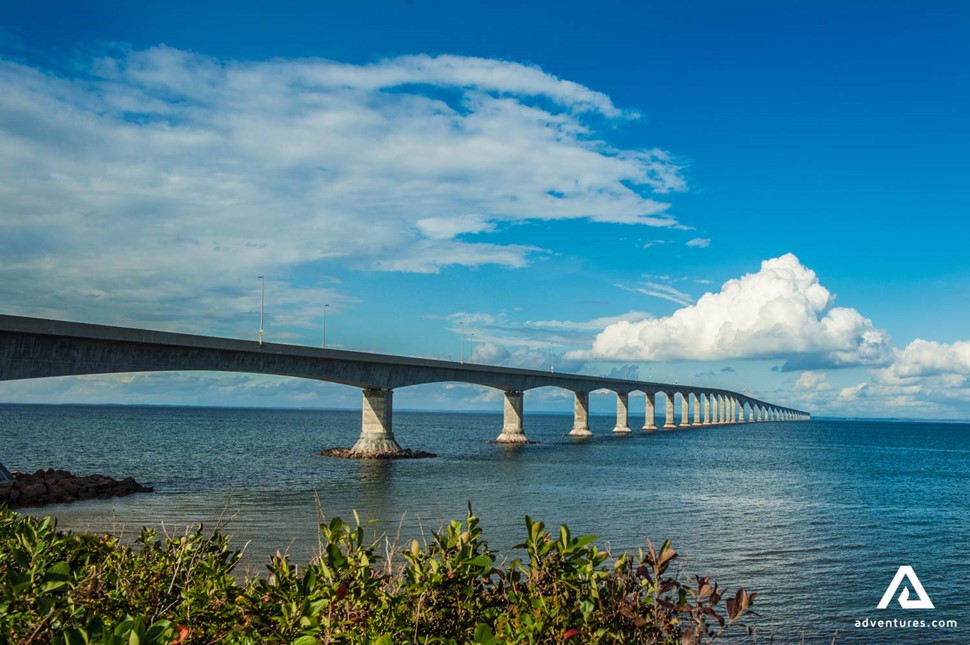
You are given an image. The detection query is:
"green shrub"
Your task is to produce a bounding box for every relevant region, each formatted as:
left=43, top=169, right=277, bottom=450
left=0, top=506, right=755, bottom=644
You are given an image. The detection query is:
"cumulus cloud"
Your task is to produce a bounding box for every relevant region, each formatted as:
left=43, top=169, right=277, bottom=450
left=469, top=342, right=511, bottom=365
left=794, top=371, right=830, bottom=391
left=571, top=253, right=893, bottom=369
left=685, top=237, right=710, bottom=248
left=0, top=45, right=686, bottom=328
left=881, top=339, right=970, bottom=379
left=832, top=339, right=970, bottom=414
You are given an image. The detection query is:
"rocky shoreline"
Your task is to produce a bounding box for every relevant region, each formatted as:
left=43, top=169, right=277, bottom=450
left=0, top=468, right=153, bottom=509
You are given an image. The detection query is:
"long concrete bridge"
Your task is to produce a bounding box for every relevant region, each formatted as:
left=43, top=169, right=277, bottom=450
left=0, top=314, right=809, bottom=456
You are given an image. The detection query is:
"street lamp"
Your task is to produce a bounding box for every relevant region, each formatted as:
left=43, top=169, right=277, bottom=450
left=459, top=321, right=465, bottom=365
left=257, top=275, right=265, bottom=346
left=323, top=303, right=329, bottom=348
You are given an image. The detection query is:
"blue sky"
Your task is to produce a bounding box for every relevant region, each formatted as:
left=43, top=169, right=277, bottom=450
left=1, top=1, right=968, bottom=418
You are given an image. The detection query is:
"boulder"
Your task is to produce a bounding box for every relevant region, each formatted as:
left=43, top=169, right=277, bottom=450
left=0, top=469, right=152, bottom=509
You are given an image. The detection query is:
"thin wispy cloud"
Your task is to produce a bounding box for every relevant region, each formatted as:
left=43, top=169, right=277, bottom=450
left=616, top=282, right=695, bottom=306
left=0, top=46, right=687, bottom=330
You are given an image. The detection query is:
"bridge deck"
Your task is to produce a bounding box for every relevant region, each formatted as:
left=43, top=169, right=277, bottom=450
left=0, top=314, right=809, bottom=456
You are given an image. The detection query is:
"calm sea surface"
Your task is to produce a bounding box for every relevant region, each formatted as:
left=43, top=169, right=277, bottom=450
left=2, top=404, right=968, bottom=643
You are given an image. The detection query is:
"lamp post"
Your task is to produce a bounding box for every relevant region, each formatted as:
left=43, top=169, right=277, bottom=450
left=257, top=275, right=265, bottom=346
left=459, top=321, right=465, bottom=365
left=323, top=303, right=329, bottom=348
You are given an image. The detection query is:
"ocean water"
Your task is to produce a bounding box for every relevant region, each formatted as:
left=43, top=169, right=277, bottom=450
left=2, top=404, right=967, bottom=643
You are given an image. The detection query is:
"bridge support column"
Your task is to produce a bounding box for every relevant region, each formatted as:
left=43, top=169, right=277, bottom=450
left=351, top=388, right=403, bottom=455
left=643, top=393, right=657, bottom=432
left=702, top=394, right=710, bottom=424
left=711, top=396, right=719, bottom=425
left=692, top=394, right=701, bottom=426
left=569, top=391, right=593, bottom=437
left=663, top=394, right=676, bottom=429
left=613, top=392, right=631, bottom=434
left=496, top=390, right=529, bottom=443
left=679, top=393, right=690, bottom=428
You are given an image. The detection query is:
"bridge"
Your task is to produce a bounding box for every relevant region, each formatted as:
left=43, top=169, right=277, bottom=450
left=0, top=314, right=809, bottom=457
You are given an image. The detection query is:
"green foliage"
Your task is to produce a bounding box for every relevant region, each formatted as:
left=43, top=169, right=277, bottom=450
left=0, top=505, right=756, bottom=644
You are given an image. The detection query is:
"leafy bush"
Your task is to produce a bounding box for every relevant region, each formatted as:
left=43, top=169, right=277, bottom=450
left=0, top=506, right=755, bottom=644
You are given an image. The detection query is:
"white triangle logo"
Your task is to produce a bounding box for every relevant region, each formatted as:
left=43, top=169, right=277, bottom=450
left=877, top=566, right=935, bottom=609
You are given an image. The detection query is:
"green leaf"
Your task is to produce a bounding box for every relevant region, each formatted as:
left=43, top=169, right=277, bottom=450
left=467, top=554, right=493, bottom=570
left=369, top=636, right=394, bottom=645
left=40, top=560, right=72, bottom=593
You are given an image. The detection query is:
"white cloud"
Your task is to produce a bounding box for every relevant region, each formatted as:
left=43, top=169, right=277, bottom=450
left=881, top=339, right=970, bottom=379
left=831, top=339, right=970, bottom=414
left=469, top=342, right=511, bottom=364
left=838, top=382, right=870, bottom=401
left=617, top=281, right=694, bottom=306
left=414, top=214, right=495, bottom=240
left=571, top=253, right=893, bottom=369
left=524, top=311, right=653, bottom=331
left=0, top=46, right=686, bottom=326
left=794, top=371, right=831, bottom=391
left=370, top=240, right=539, bottom=274
left=446, top=310, right=651, bottom=349
left=685, top=237, right=710, bottom=248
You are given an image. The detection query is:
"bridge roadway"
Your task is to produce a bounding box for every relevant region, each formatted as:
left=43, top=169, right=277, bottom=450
left=0, top=314, right=809, bottom=456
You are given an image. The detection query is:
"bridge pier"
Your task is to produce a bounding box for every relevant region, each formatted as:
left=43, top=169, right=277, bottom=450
left=643, top=393, right=657, bottom=431
left=569, top=391, right=593, bottom=437
left=496, top=390, right=529, bottom=443
left=679, top=393, right=690, bottom=428
left=663, top=393, right=676, bottom=429
left=350, top=388, right=403, bottom=455
left=613, top=392, right=631, bottom=434
left=692, top=394, right=702, bottom=426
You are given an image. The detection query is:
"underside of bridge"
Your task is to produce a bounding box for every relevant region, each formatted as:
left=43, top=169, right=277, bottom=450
left=0, top=314, right=810, bottom=459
